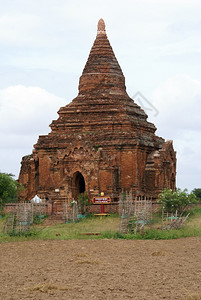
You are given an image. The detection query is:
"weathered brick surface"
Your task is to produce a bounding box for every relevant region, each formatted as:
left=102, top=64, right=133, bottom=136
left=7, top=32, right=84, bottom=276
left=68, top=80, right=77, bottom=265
left=18, top=19, right=176, bottom=213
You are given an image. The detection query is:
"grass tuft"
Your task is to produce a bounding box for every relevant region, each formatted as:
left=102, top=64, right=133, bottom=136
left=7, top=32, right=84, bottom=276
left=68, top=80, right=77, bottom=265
left=19, top=283, right=72, bottom=293
left=185, top=293, right=201, bottom=300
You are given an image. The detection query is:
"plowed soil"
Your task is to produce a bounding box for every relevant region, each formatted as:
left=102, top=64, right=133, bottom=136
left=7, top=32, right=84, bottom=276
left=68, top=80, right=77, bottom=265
left=0, top=237, right=201, bottom=299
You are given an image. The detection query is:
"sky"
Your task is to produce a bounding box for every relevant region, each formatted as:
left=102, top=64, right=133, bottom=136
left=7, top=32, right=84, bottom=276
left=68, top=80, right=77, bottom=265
left=0, top=0, right=201, bottom=191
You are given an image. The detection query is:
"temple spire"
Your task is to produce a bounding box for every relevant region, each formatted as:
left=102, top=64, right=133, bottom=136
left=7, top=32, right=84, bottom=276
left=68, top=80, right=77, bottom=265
left=97, top=18, right=106, bottom=35
left=78, top=19, right=126, bottom=95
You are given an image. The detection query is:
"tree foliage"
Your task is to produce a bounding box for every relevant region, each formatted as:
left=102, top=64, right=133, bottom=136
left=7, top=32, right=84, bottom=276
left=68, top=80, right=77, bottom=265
left=158, top=188, right=198, bottom=214
left=0, top=172, right=22, bottom=212
left=78, top=192, right=90, bottom=215
left=192, top=188, right=201, bottom=200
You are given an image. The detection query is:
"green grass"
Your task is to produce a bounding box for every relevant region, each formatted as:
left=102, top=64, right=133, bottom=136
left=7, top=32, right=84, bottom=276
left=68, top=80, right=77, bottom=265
left=38, top=214, right=120, bottom=240
left=1, top=206, right=201, bottom=243
left=101, top=226, right=201, bottom=240
left=0, top=214, right=120, bottom=242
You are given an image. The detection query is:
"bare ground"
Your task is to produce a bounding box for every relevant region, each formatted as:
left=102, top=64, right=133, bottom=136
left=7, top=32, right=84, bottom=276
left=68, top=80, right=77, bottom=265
left=0, top=237, right=201, bottom=300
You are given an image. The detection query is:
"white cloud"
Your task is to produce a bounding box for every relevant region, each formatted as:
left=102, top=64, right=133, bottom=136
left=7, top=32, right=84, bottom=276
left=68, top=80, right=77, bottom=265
left=153, top=37, right=201, bottom=57
left=0, top=13, right=41, bottom=45
left=152, top=74, right=201, bottom=135
left=0, top=85, right=66, bottom=134
left=0, top=0, right=201, bottom=190
left=0, top=85, right=66, bottom=177
left=150, top=74, right=201, bottom=190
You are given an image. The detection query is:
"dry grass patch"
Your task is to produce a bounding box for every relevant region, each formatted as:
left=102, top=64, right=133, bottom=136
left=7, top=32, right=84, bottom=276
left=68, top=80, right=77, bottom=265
left=19, top=283, right=72, bottom=293
left=151, top=250, right=169, bottom=256
left=185, top=294, right=201, bottom=300
left=73, top=252, right=88, bottom=258
left=75, top=258, right=102, bottom=265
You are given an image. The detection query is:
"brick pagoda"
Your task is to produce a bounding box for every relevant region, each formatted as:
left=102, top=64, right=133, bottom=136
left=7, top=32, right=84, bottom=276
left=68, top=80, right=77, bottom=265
left=19, top=19, right=176, bottom=212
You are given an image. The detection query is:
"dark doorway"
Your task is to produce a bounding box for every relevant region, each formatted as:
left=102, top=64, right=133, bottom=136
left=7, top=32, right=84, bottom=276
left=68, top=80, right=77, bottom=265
left=72, top=171, right=85, bottom=199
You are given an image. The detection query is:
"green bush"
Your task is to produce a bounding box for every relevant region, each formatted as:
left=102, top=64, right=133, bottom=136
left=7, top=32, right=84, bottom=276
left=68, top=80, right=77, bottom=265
left=33, top=214, right=48, bottom=224
left=188, top=206, right=201, bottom=216
left=158, top=188, right=198, bottom=214
left=7, top=228, right=38, bottom=237
left=78, top=192, right=90, bottom=215
left=0, top=172, right=24, bottom=214
left=192, top=188, right=201, bottom=201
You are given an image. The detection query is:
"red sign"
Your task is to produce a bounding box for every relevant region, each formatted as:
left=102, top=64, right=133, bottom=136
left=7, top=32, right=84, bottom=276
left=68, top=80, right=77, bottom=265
left=92, top=196, right=111, bottom=204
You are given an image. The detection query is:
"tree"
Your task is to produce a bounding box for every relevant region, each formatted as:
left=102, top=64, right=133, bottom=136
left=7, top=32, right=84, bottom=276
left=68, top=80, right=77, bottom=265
left=0, top=173, right=22, bottom=213
left=192, top=188, right=201, bottom=201
left=78, top=192, right=90, bottom=215
left=157, top=188, right=198, bottom=214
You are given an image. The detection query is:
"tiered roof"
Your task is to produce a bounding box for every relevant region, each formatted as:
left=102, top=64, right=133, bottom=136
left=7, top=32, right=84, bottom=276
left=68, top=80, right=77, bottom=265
left=35, top=19, right=163, bottom=150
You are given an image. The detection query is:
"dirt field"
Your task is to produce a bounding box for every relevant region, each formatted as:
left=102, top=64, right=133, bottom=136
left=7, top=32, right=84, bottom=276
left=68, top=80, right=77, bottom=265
left=0, top=237, right=201, bottom=300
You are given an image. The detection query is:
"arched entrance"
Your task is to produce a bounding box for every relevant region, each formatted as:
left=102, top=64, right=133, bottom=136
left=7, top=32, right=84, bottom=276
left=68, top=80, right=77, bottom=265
left=72, top=171, right=85, bottom=199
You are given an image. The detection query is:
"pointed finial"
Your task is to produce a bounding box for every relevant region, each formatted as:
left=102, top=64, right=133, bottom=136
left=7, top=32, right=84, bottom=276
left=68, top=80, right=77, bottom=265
left=97, top=19, right=106, bottom=35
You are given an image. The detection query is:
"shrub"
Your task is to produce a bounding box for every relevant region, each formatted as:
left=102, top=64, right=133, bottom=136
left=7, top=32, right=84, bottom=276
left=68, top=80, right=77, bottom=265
left=158, top=188, right=198, bottom=214
left=0, top=173, right=24, bottom=214
left=78, top=192, right=90, bottom=215
left=192, top=188, right=201, bottom=201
